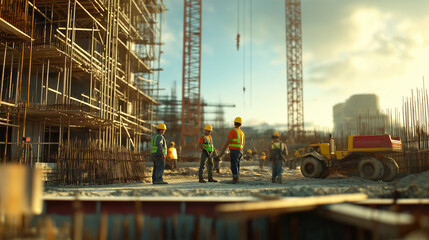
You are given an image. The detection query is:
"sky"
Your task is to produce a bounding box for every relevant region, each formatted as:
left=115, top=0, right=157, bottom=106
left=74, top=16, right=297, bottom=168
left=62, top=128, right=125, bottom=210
left=159, top=0, right=429, bottom=131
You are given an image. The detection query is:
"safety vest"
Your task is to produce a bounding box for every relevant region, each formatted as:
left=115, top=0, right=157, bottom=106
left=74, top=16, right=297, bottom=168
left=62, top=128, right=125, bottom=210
left=167, top=147, right=178, bottom=160
left=202, top=135, right=214, bottom=152
left=270, top=141, right=285, bottom=161
left=229, top=128, right=244, bottom=150
left=151, top=134, right=167, bottom=155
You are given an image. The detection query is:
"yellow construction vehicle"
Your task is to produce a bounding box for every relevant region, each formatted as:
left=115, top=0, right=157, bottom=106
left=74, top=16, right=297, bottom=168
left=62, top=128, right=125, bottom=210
left=288, top=147, right=305, bottom=169
left=300, top=134, right=401, bottom=181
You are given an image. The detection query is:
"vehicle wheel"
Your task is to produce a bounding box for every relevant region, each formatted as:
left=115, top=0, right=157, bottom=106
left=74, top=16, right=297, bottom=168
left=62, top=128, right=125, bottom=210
left=320, top=168, right=330, bottom=178
left=301, top=157, right=323, bottom=178
left=380, top=157, right=399, bottom=182
left=358, top=157, right=384, bottom=180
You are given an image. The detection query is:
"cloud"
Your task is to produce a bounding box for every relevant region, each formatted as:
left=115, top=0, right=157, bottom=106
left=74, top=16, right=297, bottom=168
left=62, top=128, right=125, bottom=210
left=161, top=0, right=429, bottom=131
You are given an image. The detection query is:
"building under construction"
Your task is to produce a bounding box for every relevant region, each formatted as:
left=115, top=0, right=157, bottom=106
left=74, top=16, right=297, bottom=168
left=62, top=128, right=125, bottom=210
left=0, top=0, right=164, bottom=168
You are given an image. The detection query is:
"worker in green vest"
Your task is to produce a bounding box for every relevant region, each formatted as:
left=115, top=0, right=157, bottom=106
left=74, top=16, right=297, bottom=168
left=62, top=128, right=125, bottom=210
left=151, top=123, right=168, bottom=184
left=198, top=124, right=218, bottom=183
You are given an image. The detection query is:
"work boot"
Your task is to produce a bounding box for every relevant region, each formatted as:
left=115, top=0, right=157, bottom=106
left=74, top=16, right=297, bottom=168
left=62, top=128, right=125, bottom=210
left=208, top=177, right=218, bottom=182
left=199, top=177, right=206, bottom=183
left=276, top=177, right=282, bottom=184
left=271, top=178, right=276, bottom=183
left=153, top=181, right=168, bottom=184
left=232, top=177, right=239, bottom=184
left=216, top=169, right=220, bottom=173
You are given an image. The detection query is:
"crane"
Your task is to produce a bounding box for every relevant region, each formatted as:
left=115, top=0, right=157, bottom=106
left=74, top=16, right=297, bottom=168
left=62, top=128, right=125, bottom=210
left=285, top=0, right=304, bottom=141
left=181, top=0, right=202, bottom=150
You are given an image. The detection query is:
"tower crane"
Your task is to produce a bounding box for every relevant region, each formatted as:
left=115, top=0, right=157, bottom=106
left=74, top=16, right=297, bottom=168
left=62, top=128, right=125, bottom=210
left=285, top=0, right=304, bottom=141
left=181, top=0, right=202, bottom=149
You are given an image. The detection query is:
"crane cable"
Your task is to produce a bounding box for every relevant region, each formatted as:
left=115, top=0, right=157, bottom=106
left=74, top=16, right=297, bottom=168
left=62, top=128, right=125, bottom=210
left=250, top=0, right=253, bottom=108
left=236, top=0, right=240, bottom=51
left=237, top=0, right=253, bottom=108
left=242, top=0, right=245, bottom=108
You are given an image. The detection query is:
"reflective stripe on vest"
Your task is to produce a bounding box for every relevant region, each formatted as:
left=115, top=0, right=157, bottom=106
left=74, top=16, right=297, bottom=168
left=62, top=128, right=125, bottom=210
left=202, top=135, right=213, bottom=152
left=229, top=128, right=243, bottom=149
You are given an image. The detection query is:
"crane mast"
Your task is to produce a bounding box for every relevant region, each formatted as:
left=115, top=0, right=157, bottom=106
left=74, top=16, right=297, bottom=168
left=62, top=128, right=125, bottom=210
left=285, top=0, right=304, bottom=141
left=181, top=0, right=202, bottom=149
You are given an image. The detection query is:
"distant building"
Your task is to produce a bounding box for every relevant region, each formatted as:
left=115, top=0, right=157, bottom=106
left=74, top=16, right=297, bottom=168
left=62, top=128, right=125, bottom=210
left=333, top=94, right=389, bottom=135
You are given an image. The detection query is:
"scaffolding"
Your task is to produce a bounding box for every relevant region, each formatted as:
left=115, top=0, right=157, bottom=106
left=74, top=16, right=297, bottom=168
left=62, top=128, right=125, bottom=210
left=0, top=0, right=164, bottom=167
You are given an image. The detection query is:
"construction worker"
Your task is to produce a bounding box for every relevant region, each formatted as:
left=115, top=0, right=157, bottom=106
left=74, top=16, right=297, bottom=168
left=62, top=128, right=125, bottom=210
left=198, top=124, right=218, bottom=183
left=166, top=142, right=178, bottom=170
left=220, top=117, right=245, bottom=184
left=151, top=123, right=168, bottom=184
left=268, top=131, right=288, bottom=183
left=259, top=152, right=266, bottom=171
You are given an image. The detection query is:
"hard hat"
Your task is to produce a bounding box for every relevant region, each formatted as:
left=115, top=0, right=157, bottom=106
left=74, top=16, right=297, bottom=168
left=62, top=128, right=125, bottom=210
left=272, top=131, right=280, bottom=137
left=204, top=124, right=213, bottom=131
left=261, top=152, right=266, bottom=155
left=234, top=117, right=243, bottom=124
left=170, top=141, right=175, bottom=146
left=157, top=123, right=167, bottom=130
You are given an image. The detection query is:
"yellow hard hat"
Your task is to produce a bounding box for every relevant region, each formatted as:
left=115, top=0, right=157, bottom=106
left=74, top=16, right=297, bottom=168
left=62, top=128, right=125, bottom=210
left=157, top=123, right=167, bottom=130
left=234, top=117, right=243, bottom=124
left=261, top=152, right=266, bottom=155
left=204, top=124, right=213, bottom=131
left=170, top=141, right=175, bottom=146
left=272, top=131, right=280, bottom=137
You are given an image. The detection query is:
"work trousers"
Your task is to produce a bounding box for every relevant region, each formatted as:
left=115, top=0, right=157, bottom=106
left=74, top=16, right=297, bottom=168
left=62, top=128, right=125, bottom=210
left=259, top=159, right=265, bottom=170
left=271, top=160, right=283, bottom=180
left=152, top=155, right=165, bottom=183
left=165, top=159, right=177, bottom=170
left=199, top=152, right=214, bottom=178
left=230, top=149, right=243, bottom=178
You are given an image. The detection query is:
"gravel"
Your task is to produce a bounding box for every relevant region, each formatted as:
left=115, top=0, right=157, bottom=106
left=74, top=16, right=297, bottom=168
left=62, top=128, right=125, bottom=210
left=44, top=161, right=429, bottom=199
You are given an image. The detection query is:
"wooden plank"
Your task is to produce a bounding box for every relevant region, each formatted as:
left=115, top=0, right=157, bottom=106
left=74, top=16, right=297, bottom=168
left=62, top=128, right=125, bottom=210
left=0, top=18, right=31, bottom=40
left=215, top=193, right=368, bottom=218
left=318, top=203, right=415, bottom=238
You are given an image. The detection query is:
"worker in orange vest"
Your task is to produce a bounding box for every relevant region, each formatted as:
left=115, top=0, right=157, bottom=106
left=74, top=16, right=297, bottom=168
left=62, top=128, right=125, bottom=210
left=151, top=123, right=168, bottom=184
left=166, top=141, right=178, bottom=170
left=220, top=117, right=245, bottom=184
left=198, top=124, right=218, bottom=183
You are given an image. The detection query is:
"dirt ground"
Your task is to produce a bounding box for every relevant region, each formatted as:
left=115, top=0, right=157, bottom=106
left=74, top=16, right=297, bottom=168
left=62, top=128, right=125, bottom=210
left=44, top=161, right=429, bottom=199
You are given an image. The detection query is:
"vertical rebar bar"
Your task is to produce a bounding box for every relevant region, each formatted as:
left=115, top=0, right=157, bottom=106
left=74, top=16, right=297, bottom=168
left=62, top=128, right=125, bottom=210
left=0, top=42, right=7, bottom=102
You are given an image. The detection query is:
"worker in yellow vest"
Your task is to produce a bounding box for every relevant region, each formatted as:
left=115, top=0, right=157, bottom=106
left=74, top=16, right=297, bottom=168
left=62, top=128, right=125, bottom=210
left=166, top=142, right=178, bottom=170
left=151, top=123, right=168, bottom=184
left=269, top=131, right=288, bottom=183
left=198, top=124, right=218, bottom=183
left=220, top=117, right=245, bottom=184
